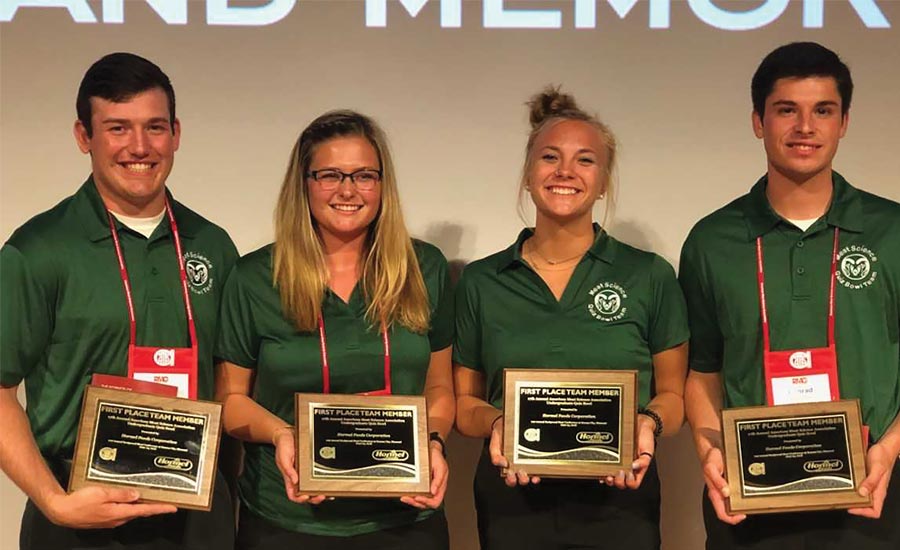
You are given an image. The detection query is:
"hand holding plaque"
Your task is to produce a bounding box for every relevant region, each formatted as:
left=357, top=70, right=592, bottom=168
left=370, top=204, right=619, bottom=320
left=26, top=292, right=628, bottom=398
left=721, top=400, right=870, bottom=514
left=501, top=369, right=638, bottom=479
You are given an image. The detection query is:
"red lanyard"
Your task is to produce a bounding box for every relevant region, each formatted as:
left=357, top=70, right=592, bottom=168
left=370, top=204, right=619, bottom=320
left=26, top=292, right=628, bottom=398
left=106, top=198, right=198, bottom=350
left=756, top=228, right=838, bottom=353
left=317, top=315, right=391, bottom=395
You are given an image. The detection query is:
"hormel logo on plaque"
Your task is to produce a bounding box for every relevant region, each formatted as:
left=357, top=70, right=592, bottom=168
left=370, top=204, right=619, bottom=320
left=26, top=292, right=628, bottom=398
left=154, top=456, right=193, bottom=471
left=576, top=431, right=613, bottom=444
left=803, top=459, right=843, bottom=473
left=372, top=449, right=409, bottom=461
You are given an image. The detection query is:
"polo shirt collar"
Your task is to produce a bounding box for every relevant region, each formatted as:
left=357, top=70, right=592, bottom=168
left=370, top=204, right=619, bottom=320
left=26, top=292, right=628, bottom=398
left=744, top=171, right=864, bottom=240
left=497, top=223, right=615, bottom=273
left=75, top=175, right=198, bottom=242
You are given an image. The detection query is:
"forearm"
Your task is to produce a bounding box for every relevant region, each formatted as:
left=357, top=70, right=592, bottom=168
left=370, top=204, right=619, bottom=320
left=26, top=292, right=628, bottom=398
left=876, top=410, right=900, bottom=457
left=425, top=384, right=455, bottom=440
left=645, top=391, right=684, bottom=437
left=685, top=370, right=725, bottom=459
left=221, top=393, right=289, bottom=444
left=456, top=394, right=501, bottom=438
left=0, top=386, right=66, bottom=515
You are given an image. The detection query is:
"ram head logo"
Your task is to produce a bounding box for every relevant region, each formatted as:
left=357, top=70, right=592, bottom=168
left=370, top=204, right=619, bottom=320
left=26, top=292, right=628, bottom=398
left=841, top=254, right=870, bottom=281
left=185, top=259, right=209, bottom=286
left=593, top=290, right=621, bottom=315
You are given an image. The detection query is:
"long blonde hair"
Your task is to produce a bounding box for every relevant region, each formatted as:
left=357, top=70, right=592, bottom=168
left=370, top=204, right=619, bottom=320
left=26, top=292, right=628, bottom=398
left=518, top=86, right=619, bottom=226
left=273, top=110, right=430, bottom=333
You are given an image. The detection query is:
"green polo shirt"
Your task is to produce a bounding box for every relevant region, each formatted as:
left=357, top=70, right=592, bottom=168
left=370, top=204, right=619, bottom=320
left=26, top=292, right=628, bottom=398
left=1, top=178, right=238, bottom=458
left=679, top=173, right=900, bottom=440
left=454, top=226, right=689, bottom=410
left=215, top=240, right=452, bottom=536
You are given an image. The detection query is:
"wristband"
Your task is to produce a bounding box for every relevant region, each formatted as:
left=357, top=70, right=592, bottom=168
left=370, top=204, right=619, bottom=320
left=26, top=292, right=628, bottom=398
left=638, top=407, right=663, bottom=437
left=429, top=432, right=447, bottom=458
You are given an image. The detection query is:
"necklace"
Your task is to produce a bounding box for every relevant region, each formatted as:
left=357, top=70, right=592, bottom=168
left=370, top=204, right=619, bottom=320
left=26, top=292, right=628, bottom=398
left=525, top=239, right=589, bottom=266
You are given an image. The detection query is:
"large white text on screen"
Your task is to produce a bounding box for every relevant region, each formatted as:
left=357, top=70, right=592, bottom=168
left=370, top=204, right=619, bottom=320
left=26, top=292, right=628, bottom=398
left=0, top=0, right=891, bottom=30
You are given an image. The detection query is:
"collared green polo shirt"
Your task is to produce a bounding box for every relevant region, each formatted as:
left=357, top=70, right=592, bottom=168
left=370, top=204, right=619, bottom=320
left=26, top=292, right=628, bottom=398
left=1, top=178, right=238, bottom=458
left=214, top=240, right=452, bottom=536
left=454, top=226, right=689, bottom=410
left=679, top=173, right=900, bottom=440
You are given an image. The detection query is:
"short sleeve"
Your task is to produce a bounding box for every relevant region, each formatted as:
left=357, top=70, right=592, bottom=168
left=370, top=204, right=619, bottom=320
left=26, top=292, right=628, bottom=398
left=452, top=267, right=482, bottom=371
left=215, top=260, right=261, bottom=369
left=0, top=244, right=54, bottom=385
left=423, top=245, right=453, bottom=352
left=678, top=231, right=724, bottom=373
left=647, top=255, right=690, bottom=354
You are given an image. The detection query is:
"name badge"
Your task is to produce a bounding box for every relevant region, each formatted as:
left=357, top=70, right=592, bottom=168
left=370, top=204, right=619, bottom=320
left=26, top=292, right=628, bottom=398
left=770, top=374, right=832, bottom=405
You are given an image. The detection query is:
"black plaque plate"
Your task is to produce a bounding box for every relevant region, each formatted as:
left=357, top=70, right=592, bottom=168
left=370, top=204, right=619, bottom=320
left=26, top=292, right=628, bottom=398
left=514, top=383, right=623, bottom=464
left=311, top=404, right=417, bottom=480
left=87, top=402, right=205, bottom=492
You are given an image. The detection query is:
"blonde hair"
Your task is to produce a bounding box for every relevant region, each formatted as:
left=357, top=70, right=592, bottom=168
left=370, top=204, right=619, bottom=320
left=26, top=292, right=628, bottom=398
left=518, top=86, right=619, bottom=226
left=273, top=110, right=430, bottom=333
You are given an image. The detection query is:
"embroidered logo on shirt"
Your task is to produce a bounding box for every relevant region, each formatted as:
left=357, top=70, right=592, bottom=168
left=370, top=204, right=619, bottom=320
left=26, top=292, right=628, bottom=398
left=183, top=251, right=214, bottom=295
left=588, top=282, right=628, bottom=322
left=836, top=245, right=878, bottom=290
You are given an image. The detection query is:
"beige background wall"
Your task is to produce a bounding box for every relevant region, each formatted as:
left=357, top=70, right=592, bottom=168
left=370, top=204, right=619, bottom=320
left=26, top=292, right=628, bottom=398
left=2, top=2, right=898, bottom=549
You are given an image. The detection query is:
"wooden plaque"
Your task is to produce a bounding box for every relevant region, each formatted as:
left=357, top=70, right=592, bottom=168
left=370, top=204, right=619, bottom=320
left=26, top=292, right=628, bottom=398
left=295, top=393, right=430, bottom=497
left=502, top=369, right=638, bottom=478
left=722, top=400, right=870, bottom=514
left=69, top=386, right=222, bottom=511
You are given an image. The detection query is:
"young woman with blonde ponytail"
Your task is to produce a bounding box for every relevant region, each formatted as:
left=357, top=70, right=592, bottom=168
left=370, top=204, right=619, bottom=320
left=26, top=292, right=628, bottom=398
left=215, top=111, right=454, bottom=550
left=453, top=88, right=689, bottom=549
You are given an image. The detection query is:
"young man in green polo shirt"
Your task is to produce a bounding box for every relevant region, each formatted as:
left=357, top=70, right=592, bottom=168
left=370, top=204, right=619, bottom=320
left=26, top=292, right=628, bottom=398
left=0, top=53, right=238, bottom=549
left=680, top=42, right=900, bottom=549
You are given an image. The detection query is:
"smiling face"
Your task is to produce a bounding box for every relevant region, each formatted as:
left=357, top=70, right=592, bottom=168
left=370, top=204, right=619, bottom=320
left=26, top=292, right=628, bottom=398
left=527, top=119, right=608, bottom=225
left=307, top=135, right=382, bottom=244
left=753, top=76, right=848, bottom=185
left=74, top=87, right=180, bottom=216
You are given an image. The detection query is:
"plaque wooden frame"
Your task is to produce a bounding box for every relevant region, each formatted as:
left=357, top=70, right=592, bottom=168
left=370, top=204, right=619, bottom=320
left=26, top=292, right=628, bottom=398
left=69, top=386, right=222, bottom=511
left=502, top=369, right=638, bottom=478
left=722, top=400, right=870, bottom=514
left=295, top=393, right=431, bottom=497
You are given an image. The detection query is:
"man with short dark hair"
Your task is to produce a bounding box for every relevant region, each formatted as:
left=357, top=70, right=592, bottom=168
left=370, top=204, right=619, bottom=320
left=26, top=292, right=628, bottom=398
left=0, top=52, right=237, bottom=549
left=680, top=42, right=900, bottom=549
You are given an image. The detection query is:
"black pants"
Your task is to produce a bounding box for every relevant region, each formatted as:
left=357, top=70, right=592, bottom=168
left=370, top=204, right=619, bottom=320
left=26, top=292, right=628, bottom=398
left=703, top=462, right=900, bottom=550
left=474, top=445, right=661, bottom=550
left=20, top=460, right=235, bottom=550
left=236, top=505, right=449, bottom=550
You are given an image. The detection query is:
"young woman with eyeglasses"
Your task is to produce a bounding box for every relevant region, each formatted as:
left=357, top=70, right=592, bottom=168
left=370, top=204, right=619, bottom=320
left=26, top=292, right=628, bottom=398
left=215, top=111, right=454, bottom=550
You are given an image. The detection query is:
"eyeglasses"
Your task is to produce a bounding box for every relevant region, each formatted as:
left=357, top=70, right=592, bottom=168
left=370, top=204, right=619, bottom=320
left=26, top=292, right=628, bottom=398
left=306, top=169, right=382, bottom=191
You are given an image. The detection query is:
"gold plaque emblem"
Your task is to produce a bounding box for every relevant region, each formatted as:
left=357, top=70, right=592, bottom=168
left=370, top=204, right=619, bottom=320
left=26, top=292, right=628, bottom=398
left=319, top=446, right=336, bottom=459
left=748, top=462, right=766, bottom=476
left=98, top=447, right=118, bottom=461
